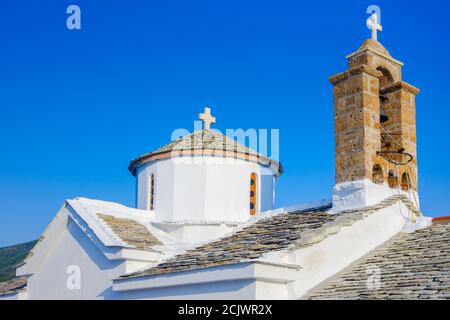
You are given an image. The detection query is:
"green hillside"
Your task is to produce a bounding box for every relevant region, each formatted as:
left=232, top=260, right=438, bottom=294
left=0, top=240, right=37, bottom=283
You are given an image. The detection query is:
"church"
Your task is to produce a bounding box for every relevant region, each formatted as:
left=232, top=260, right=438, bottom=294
left=1, top=13, right=449, bottom=300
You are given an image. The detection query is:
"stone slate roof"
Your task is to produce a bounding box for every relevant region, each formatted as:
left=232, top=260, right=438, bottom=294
left=154, top=130, right=260, bottom=156
left=0, top=277, right=27, bottom=296
left=121, top=195, right=415, bottom=279
left=128, top=129, right=282, bottom=175
left=97, top=214, right=162, bottom=250
left=304, top=221, right=450, bottom=300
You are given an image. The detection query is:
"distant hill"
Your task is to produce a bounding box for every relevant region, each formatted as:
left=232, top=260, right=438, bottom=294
left=0, top=241, right=37, bottom=283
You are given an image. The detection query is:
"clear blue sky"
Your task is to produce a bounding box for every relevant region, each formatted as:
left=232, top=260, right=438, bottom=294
left=1, top=0, right=449, bottom=246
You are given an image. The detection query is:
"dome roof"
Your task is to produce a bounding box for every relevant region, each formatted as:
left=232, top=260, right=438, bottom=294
left=128, top=129, right=282, bottom=176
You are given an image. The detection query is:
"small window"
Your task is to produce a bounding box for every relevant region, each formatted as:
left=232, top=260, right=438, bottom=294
left=250, top=173, right=257, bottom=216
left=148, top=174, right=155, bottom=210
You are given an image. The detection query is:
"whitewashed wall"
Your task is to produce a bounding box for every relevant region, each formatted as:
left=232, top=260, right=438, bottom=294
left=136, top=157, right=276, bottom=222
left=332, top=179, right=420, bottom=212
left=111, top=262, right=296, bottom=300
left=24, top=216, right=125, bottom=300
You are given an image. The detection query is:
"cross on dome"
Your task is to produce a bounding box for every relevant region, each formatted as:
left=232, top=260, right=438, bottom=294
left=199, top=107, right=216, bottom=130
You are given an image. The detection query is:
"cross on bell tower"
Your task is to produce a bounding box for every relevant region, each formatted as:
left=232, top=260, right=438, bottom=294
left=199, top=107, right=216, bottom=130
left=366, top=12, right=382, bottom=41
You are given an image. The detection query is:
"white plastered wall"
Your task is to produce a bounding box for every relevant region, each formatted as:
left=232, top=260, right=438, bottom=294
left=24, top=215, right=125, bottom=300
left=111, top=262, right=297, bottom=300
left=332, top=179, right=420, bottom=212
left=17, top=208, right=160, bottom=300
left=136, top=156, right=276, bottom=222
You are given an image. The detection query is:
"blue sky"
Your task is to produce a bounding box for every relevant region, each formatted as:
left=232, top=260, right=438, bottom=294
left=1, top=0, right=449, bottom=246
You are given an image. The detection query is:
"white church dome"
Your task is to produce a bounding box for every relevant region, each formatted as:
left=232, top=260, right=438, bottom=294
left=129, top=122, right=282, bottom=223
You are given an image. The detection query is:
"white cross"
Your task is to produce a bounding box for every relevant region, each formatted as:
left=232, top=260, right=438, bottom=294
left=199, top=107, right=216, bottom=130
left=366, top=12, right=382, bottom=41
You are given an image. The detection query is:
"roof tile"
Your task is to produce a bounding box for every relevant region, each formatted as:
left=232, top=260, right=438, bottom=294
left=305, top=222, right=450, bottom=300
left=121, top=196, right=414, bottom=279
left=97, top=214, right=162, bottom=250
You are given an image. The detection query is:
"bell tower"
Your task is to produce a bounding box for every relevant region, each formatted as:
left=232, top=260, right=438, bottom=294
left=330, top=33, right=419, bottom=210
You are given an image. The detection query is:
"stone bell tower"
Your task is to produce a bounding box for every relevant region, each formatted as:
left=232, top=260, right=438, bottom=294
left=329, top=19, right=420, bottom=211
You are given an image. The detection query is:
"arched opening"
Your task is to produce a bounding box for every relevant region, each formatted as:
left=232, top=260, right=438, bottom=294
left=372, top=164, right=384, bottom=184
left=250, top=173, right=257, bottom=216
left=377, top=66, right=394, bottom=89
left=378, top=67, right=394, bottom=126
left=388, top=170, right=398, bottom=189
left=401, top=172, right=411, bottom=191
left=377, top=67, right=399, bottom=155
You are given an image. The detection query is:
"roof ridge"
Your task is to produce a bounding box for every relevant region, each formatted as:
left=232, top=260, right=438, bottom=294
left=289, top=195, right=410, bottom=250
left=334, top=194, right=420, bottom=216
